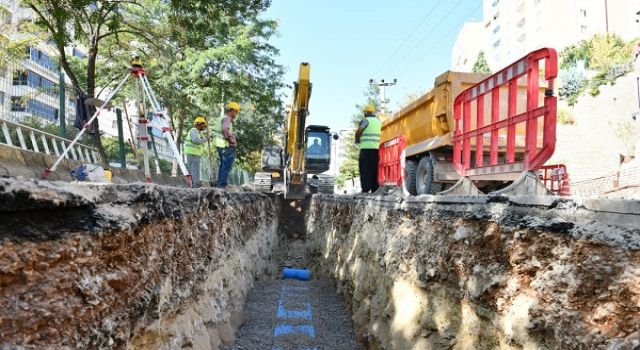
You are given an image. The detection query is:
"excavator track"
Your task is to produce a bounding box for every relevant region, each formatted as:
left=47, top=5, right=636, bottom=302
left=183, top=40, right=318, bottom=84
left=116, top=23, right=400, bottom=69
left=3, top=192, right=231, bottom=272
left=318, top=175, right=335, bottom=194
left=254, top=172, right=272, bottom=192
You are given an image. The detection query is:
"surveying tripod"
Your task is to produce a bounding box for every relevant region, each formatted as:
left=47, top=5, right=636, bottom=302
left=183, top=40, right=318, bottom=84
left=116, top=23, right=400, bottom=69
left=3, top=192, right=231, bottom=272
left=43, top=59, right=192, bottom=186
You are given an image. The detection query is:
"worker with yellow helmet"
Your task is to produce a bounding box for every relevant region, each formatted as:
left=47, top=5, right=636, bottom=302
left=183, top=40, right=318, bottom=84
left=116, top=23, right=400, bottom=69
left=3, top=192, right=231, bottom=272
left=184, top=116, right=210, bottom=187
left=212, top=101, right=240, bottom=188
left=355, top=104, right=381, bottom=193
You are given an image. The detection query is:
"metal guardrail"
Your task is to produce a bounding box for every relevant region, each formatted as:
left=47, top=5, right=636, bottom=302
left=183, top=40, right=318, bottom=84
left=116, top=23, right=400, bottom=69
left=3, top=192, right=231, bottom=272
left=0, top=117, right=100, bottom=163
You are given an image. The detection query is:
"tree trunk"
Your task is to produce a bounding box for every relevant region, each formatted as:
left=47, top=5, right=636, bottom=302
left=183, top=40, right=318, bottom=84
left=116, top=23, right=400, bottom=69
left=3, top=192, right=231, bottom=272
left=86, top=48, right=109, bottom=165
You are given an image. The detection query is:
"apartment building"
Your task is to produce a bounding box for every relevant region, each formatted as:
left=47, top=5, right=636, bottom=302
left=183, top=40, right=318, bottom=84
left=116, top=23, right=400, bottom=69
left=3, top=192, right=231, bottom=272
left=0, top=0, right=79, bottom=124
left=451, top=21, right=488, bottom=71
left=454, top=0, right=640, bottom=72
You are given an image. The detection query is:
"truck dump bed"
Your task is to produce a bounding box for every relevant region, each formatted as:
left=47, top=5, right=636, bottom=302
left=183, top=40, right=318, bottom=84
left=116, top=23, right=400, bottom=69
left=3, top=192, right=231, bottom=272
left=381, top=71, right=487, bottom=157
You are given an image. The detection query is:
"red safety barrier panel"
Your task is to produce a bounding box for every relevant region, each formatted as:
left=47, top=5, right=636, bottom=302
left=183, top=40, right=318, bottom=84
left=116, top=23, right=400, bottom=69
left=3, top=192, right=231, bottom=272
left=453, top=48, right=558, bottom=178
left=377, top=136, right=406, bottom=187
left=539, top=164, right=571, bottom=196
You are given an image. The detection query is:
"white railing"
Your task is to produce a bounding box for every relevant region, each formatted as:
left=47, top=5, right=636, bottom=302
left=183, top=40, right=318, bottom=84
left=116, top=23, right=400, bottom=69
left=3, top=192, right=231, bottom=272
left=0, top=117, right=101, bottom=163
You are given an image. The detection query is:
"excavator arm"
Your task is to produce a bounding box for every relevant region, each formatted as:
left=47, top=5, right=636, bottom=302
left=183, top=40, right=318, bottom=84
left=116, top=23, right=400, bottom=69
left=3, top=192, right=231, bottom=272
left=284, top=63, right=312, bottom=198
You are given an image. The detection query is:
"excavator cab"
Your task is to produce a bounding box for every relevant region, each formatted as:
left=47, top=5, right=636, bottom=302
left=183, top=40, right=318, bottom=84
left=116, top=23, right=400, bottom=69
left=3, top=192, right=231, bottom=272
left=304, top=125, right=333, bottom=174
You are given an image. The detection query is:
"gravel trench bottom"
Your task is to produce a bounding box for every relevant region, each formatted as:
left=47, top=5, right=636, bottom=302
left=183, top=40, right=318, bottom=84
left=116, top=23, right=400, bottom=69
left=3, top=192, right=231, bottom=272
left=224, top=279, right=363, bottom=350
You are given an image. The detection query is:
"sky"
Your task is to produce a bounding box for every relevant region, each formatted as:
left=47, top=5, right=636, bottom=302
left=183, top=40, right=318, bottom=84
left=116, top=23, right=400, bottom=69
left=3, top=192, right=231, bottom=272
left=264, top=0, right=484, bottom=131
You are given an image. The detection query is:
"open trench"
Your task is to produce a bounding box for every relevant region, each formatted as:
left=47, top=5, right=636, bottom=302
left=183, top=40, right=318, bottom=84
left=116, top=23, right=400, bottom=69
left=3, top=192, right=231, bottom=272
left=223, top=198, right=363, bottom=350
left=0, top=178, right=639, bottom=350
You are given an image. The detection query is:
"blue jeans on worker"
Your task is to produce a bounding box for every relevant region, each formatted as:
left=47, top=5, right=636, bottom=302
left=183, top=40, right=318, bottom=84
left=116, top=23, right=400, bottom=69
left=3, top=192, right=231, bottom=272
left=217, top=146, right=236, bottom=188
left=186, top=154, right=201, bottom=188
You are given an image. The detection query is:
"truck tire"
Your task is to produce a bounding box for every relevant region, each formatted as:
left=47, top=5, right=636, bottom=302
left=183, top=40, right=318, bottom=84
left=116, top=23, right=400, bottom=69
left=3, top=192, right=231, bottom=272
left=404, top=160, right=418, bottom=195
left=416, top=157, right=436, bottom=195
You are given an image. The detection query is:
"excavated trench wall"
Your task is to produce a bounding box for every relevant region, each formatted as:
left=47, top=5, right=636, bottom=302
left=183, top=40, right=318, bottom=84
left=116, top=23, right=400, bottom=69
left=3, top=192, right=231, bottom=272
left=0, top=179, right=279, bottom=350
left=306, top=195, right=640, bottom=349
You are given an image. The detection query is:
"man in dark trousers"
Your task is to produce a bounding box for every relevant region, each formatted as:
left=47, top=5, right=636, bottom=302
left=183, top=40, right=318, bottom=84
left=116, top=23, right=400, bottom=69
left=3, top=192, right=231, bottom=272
left=212, top=101, right=240, bottom=188
left=355, top=105, right=381, bottom=193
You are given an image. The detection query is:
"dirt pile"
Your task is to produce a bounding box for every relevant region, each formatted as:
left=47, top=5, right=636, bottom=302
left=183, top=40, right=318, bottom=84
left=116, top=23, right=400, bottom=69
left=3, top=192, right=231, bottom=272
left=306, top=194, right=640, bottom=349
left=0, top=179, right=279, bottom=349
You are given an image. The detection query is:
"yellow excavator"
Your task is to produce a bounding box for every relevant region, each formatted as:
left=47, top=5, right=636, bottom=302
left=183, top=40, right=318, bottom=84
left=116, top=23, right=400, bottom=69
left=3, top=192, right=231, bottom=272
left=254, top=63, right=337, bottom=199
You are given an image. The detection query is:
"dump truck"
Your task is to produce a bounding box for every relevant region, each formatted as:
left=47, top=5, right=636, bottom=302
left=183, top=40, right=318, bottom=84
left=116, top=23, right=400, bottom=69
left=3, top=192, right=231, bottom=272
left=379, top=48, right=558, bottom=195
left=255, top=63, right=337, bottom=199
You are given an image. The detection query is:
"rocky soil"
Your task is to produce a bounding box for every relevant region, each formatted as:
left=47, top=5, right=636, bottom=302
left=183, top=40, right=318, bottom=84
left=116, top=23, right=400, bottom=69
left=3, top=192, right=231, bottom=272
left=0, top=179, right=279, bottom=349
left=306, top=194, right=640, bottom=349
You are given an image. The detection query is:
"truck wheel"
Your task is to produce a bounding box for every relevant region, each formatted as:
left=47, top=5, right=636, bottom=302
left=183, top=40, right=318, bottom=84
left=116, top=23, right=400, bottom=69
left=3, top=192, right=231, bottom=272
left=416, top=157, right=436, bottom=195
left=404, top=160, right=418, bottom=195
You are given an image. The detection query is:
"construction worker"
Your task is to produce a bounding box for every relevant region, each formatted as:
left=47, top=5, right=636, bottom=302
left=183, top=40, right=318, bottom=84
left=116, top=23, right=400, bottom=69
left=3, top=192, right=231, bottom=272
left=184, top=116, right=209, bottom=188
left=213, top=101, right=240, bottom=188
left=355, top=105, right=381, bottom=193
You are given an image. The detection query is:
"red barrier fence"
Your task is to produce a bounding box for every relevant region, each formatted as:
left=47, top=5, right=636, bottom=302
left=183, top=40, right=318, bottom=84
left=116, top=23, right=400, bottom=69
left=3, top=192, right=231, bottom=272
left=453, top=48, right=558, bottom=178
left=377, top=136, right=406, bottom=187
left=539, top=164, right=571, bottom=196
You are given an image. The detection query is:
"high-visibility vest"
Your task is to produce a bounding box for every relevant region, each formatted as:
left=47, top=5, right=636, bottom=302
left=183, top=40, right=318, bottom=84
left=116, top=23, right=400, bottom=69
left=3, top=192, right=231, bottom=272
left=213, top=116, right=233, bottom=148
left=360, top=116, right=382, bottom=149
left=184, top=127, right=205, bottom=156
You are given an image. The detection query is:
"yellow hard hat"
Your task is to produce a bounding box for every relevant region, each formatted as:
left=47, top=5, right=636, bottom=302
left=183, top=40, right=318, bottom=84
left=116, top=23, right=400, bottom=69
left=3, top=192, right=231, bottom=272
left=364, top=105, right=375, bottom=113
left=226, top=101, right=240, bottom=112
left=194, top=116, right=207, bottom=124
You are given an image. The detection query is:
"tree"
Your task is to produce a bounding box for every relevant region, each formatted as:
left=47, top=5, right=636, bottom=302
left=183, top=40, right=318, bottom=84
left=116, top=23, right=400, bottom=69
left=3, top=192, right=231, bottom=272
left=22, top=0, right=283, bottom=171
left=560, top=40, right=591, bottom=69
left=589, top=33, right=628, bottom=73
left=472, top=51, right=491, bottom=74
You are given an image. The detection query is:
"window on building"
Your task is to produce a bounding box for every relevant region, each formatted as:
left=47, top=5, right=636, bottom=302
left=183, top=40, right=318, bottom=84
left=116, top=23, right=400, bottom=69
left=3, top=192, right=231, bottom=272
left=580, top=9, right=587, bottom=17
left=493, top=25, right=501, bottom=34
left=492, top=0, right=499, bottom=7
left=27, top=99, right=58, bottom=121
left=29, top=47, right=58, bottom=72
left=493, top=12, right=499, bottom=21
left=0, top=91, right=5, bottom=106
left=112, top=120, right=118, bottom=129
left=493, top=39, right=501, bottom=48
left=72, top=48, right=87, bottom=59
left=12, top=70, right=28, bottom=85
left=10, top=97, right=26, bottom=112
left=580, top=25, right=588, bottom=34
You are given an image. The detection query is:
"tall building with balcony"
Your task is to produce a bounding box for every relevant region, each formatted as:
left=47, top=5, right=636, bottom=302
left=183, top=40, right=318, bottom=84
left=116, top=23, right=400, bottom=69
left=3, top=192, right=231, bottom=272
left=0, top=0, right=78, bottom=124
left=451, top=21, right=488, bottom=72
left=482, top=0, right=640, bottom=70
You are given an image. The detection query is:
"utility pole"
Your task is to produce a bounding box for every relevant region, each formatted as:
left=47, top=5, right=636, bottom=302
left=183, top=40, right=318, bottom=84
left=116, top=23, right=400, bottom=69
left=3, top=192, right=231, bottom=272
left=604, top=0, right=609, bottom=33
left=368, top=78, right=397, bottom=113
left=115, top=108, right=126, bottom=168
left=58, top=66, right=65, bottom=137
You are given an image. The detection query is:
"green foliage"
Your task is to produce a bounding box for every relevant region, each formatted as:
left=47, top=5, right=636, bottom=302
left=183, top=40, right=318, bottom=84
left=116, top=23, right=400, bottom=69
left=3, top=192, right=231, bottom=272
left=22, top=0, right=284, bottom=171
left=589, top=33, right=629, bottom=73
left=560, top=34, right=634, bottom=104
left=472, top=51, right=491, bottom=74
left=558, top=67, right=587, bottom=106
left=588, top=71, right=609, bottom=96
left=101, top=136, right=134, bottom=164
left=560, top=40, right=591, bottom=69
left=233, top=104, right=283, bottom=173
left=557, top=108, right=575, bottom=125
